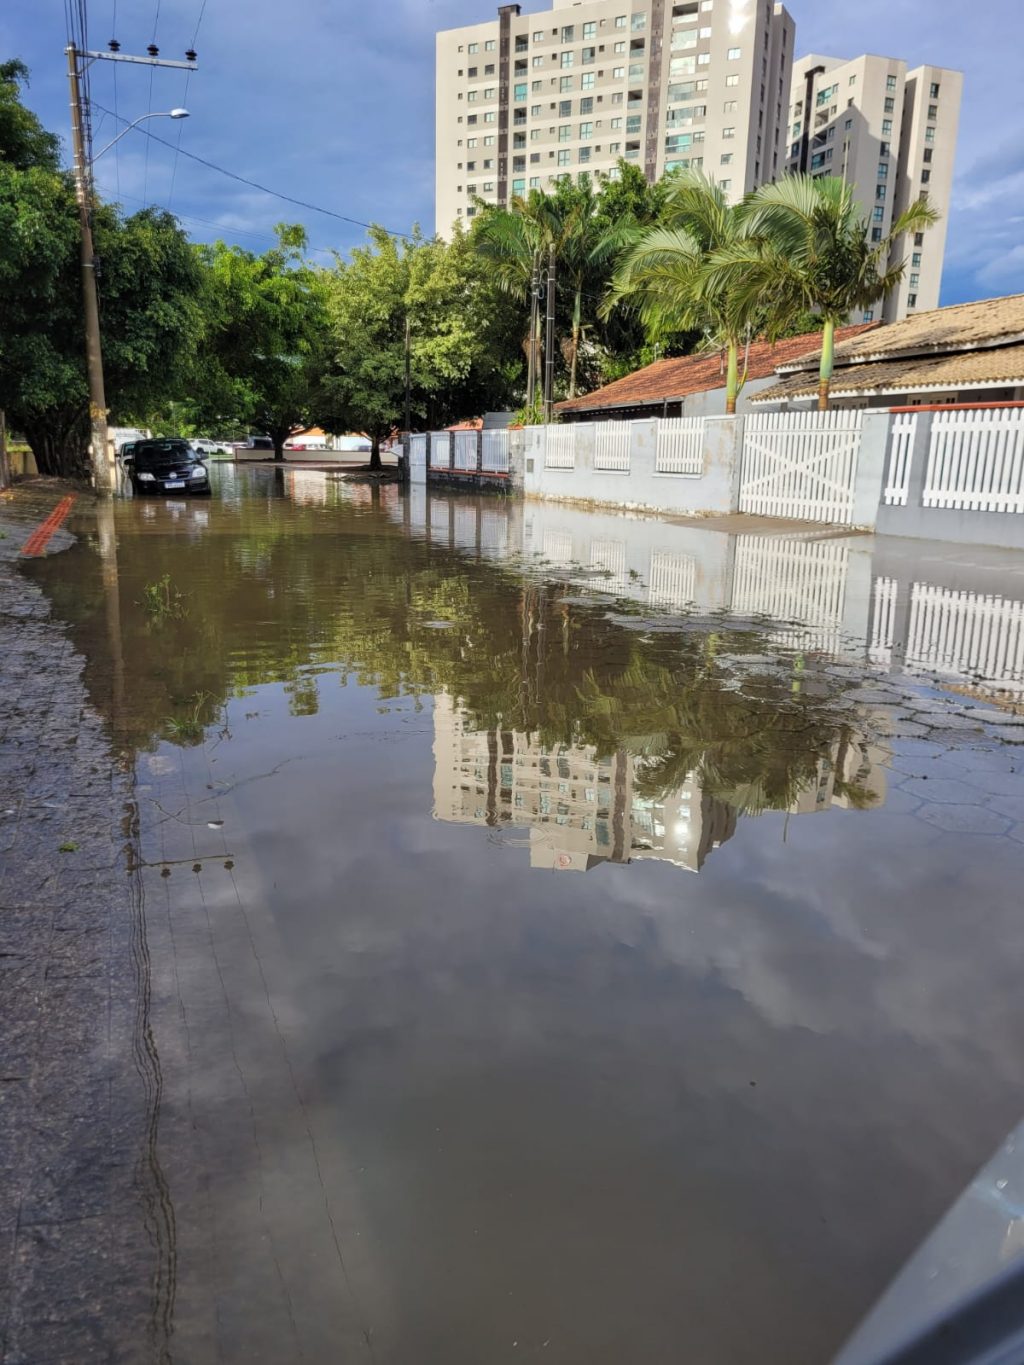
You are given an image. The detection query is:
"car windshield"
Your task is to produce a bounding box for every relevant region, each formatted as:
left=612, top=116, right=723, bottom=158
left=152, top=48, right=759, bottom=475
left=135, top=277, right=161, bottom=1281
left=133, top=440, right=198, bottom=469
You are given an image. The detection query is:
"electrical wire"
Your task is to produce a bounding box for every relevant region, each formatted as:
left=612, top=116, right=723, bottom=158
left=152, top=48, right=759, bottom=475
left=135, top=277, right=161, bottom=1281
left=90, top=100, right=416, bottom=239
left=142, top=0, right=161, bottom=203
left=111, top=0, right=120, bottom=194
left=106, top=189, right=339, bottom=258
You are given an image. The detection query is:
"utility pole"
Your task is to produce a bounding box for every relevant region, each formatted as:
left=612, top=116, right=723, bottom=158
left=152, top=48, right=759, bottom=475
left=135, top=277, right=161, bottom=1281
left=65, top=41, right=197, bottom=493
left=66, top=45, right=110, bottom=492
left=404, top=313, right=412, bottom=436
left=543, top=241, right=556, bottom=422
left=0, top=410, right=10, bottom=491
left=526, top=249, right=540, bottom=411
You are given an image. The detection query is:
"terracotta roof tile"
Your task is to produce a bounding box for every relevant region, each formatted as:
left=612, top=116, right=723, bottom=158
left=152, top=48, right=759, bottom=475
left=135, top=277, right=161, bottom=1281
left=754, top=342, right=1024, bottom=403
left=556, top=324, right=877, bottom=414
left=777, top=293, right=1024, bottom=373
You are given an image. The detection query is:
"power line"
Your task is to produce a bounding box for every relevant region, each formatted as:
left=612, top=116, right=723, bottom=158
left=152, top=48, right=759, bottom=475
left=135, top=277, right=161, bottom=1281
left=89, top=100, right=415, bottom=239
left=111, top=0, right=120, bottom=194
left=169, top=0, right=208, bottom=209
left=102, top=189, right=339, bottom=257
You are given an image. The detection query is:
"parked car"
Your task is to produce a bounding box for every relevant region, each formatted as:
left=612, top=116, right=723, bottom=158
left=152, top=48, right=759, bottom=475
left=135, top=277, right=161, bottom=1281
left=191, top=438, right=230, bottom=458
left=232, top=435, right=275, bottom=455
left=126, top=438, right=210, bottom=495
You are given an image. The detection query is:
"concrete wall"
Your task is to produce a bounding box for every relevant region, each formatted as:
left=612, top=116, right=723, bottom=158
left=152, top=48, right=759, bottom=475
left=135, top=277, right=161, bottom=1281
left=518, top=417, right=743, bottom=516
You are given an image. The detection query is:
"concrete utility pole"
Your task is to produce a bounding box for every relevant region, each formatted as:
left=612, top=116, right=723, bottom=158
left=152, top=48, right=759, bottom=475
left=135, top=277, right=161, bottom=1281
left=543, top=242, right=556, bottom=422
left=66, top=45, right=111, bottom=492
left=526, top=249, right=540, bottom=411
left=65, top=42, right=197, bottom=493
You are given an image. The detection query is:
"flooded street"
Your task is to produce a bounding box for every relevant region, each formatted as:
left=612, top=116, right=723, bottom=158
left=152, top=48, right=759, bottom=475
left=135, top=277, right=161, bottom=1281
left=14, top=467, right=1024, bottom=1363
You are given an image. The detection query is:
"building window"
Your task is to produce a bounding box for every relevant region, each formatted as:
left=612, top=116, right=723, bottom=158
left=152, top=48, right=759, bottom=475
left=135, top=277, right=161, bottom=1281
left=514, top=83, right=527, bottom=102
left=876, top=183, right=887, bottom=199
left=583, top=20, right=596, bottom=38
left=484, top=111, right=495, bottom=122
left=923, top=147, right=933, bottom=164
left=613, top=65, right=625, bottom=79
left=697, top=52, right=711, bottom=65
left=720, top=178, right=731, bottom=190
left=514, top=36, right=526, bottom=53
left=483, top=158, right=493, bottom=169
left=559, top=75, right=572, bottom=91
left=466, top=160, right=475, bottom=171
left=579, top=146, right=591, bottom=163
left=468, top=42, right=478, bottom=54
left=928, top=103, right=938, bottom=120
left=725, top=73, right=739, bottom=87
left=914, top=231, right=925, bottom=246
left=615, top=14, right=627, bottom=27
left=908, top=293, right=917, bottom=306
left=467, top=137, right=476, bottom=147
left=532, top=55, right=544, bottom=67
left=558, top=148, right=572, bottom=165
left=929, top=81, right=940, bottom=98
left=870, top=227, right=882, bottom=242
left=512, top=178, right=525, bottom=194
left=529, top=176, right=540, bottom=188
left=561, top=50, right=574, bottom=67
left=877, top=161, right=888, bottom=177
left=910, top=272, right=920, bottom=287
left=925, top=126, right=935, bottom=142
left=560, top=24, right=574, bottom=41
left=882, top=118, right=893, bottom=135
left=558, top=123, right=571, bottom=141
left=580, top=96, right=594, bottom=114
left=484, top=134, right=495, bottom=145
left=609, top=141, right=621, bottom=152
left=725, top=100, right=738, bottom=113
left=531, top=79, right=542, bottom=91
left=482, top=181, right=494, bottom=192
left=466, top=183, right=476, bottom=193
left=912, top=251, right=922, bottom=267
left=880, top=139, right=889, bottom=154
left=720, top=151, right=733, bottom=164
left=579, top=121, right=593, bottom=139
left=581, top=73, right=595, bottom=89
left=466, top=114, right=476, bottom=124
left=631, top=12, right=646, bottom=29
left=872, top=206, right=884, bottom=222
left=884, top=96, right=895, bottom=113
left=921, top=168, right=931, bottom=183
left=485, top=39, right=495, bottom=51
left=886, top=74, right=897, bottom=91
left=467, top=90, right=477, bottom=102
left=484, top=87, right=495, bottom=98
left=727, top=46, right=741, bottom=58
left=722, top=125, right=735, bottom=139
left=582, top=46, right=596, bottom=63
left=848, top=74, right=857, bottom=85
left=533, top=30, right=543, bottom=42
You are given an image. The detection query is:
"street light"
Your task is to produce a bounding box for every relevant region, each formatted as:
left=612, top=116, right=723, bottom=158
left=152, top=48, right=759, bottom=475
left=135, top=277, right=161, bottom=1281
left=92, top=108, right=189, bottom=163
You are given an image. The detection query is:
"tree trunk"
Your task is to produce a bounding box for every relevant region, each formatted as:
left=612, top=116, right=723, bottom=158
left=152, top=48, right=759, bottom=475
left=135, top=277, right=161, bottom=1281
left=369, top=433, right=382, bottom=472
left=22, top=412, right=90, bottom=479
left=273, top=435, right=286, bottom=462
left=568, top=288, right=582, bottom=400
left=724, top=340, right=739, bottom=415
left=818, top=316, right=836, bottom=412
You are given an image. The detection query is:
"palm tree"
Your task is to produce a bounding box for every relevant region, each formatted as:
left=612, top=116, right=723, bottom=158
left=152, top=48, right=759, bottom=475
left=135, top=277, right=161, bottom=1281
left=474, top=194, right=550, bottom=410
left=706, top=175, right=939, bottom=409
left=604, top=171, right=773, bottom=415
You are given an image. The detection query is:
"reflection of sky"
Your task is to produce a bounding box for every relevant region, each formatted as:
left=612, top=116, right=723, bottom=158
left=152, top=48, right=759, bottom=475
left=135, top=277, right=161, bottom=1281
left=138, top=665, right=1024, bottom=1364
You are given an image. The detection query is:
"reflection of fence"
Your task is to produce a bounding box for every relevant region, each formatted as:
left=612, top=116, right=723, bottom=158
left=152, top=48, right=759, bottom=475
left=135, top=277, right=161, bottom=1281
left=883, top=412, right=918, bottom=506
left=594, top=422, right=631, bottom=472
left=546, top=426, right=576, bottom=470
left=740, top=411, right=863, bottom=523
left=648, top=550, right=697, bottom=610
left=430, top=431, right=451, bottom=469
left=453, top=431, right=478, bottom=471
left=733, top=534, right=849, bottom=654
left=590, top=539, right=629, bottom=596
left=907, top=583, right=1024, bottom=695
left=656, top=418, right=704, bottom=475
left=482, top=430, right=510, bottom=473
left=869, top=576, right=898, bottom=667
left=923, top=408, right=1024, bottom=512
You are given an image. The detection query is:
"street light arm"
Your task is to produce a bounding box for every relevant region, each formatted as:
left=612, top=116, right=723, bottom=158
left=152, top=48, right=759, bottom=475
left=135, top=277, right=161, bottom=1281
left=91, top=109, right=188, bottom=163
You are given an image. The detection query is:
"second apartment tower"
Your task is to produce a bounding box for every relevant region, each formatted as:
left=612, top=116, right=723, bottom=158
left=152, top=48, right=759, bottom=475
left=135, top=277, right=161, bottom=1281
left=435, top=0, right=796, bottom=235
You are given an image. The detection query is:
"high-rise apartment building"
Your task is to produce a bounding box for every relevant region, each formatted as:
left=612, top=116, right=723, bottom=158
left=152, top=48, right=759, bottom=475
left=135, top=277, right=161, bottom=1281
left=785, top=55, right=961, bottom=321
left=435, top=0, right=796, bottom=236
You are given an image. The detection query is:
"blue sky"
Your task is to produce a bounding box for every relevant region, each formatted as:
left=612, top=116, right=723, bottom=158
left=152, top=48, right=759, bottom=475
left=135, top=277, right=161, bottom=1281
left=3, top=0, right=1022, bottom=301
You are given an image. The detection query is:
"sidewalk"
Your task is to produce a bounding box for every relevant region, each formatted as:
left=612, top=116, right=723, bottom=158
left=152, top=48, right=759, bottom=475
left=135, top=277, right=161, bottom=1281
left=0, top=487, right=170, bottom=1363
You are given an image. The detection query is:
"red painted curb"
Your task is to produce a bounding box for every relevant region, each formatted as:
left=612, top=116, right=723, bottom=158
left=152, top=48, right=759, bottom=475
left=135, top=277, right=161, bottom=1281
left=21, top=495, right=77, bottom=557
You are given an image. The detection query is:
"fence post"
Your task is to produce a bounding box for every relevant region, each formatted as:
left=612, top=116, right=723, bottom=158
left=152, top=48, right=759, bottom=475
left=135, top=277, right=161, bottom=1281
left=476, top=426, right=483, bottom=475
left=850, top=411, right=891, bottom=529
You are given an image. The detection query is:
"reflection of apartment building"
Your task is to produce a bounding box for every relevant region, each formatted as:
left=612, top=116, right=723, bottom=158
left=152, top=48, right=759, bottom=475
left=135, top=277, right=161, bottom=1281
left=786, top=55, right=961, bottom=321
left=788, top=731, right=888, bottom=815
left=436, top=0, right=796, bottom=234
left=432, top=693, right=735, bottom=872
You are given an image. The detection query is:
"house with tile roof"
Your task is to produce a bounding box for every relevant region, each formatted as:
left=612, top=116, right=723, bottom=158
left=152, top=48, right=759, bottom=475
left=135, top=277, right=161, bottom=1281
left=753, top=294, right=1024, bottom=409
left=555, top=325, right=877, bottom=422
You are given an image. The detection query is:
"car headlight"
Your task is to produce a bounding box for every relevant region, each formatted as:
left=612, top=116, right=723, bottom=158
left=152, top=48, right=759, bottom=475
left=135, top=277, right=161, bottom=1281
left=137, top=471, right=155, bottom=481
left=190, top=466, right=206, bottom=478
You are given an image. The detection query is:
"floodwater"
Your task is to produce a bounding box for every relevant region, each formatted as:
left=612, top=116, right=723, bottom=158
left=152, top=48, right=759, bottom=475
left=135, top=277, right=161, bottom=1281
left=24, top=466, right=1024, bottom=1364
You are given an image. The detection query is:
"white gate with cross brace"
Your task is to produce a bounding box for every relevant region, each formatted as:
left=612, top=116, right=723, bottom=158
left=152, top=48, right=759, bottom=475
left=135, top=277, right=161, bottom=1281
left=739, top=410, right=864, bottom=524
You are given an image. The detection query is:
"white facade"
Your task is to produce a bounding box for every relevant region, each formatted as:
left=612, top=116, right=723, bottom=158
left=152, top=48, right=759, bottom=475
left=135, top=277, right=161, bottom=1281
left=436, top=0, right=795, bottom=236
left=786, top=54, right=962, bottom=322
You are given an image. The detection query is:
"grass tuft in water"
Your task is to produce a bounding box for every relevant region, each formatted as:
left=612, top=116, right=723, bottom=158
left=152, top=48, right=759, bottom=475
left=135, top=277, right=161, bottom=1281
left=166, top=691, right=213, bottom=743
left=139, top=574, right=188, bottom=619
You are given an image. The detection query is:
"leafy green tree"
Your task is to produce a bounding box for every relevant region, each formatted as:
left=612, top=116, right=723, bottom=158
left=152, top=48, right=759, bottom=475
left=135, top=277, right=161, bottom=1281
left=0, top=62, right=203, bottom=475
left=190, top=225, right=328, bottom=460
left=708, top=175, right=939, bottom=408
left=605, top=171, right=772, bottom=414
left=320, top=225, right=520, bottom=468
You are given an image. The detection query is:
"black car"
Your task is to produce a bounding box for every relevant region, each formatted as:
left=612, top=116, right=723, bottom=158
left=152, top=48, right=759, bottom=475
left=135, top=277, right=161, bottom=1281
left=126, top=438, right=211, bottom=495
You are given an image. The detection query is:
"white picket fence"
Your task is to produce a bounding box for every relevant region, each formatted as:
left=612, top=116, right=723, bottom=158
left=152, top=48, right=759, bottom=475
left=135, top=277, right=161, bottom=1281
left=883, top=412, right=918, bottom=506
left=453, top=430, right=478, bottom=471
left=656, top=417, right=704, bottom=475
left=869, top=576, right=899, bottom=667
left=407, top=433, right=427, bottom=467
left=545, top=426, right=576, bottom=469
left=429, top=431, right=451, bottom=469
left=923, top=407, right=1024, bottom=512
left=648, top=549, right=697, bottom=609
left=482, top=429, right=510, bottom=473
left=739, top=410, right=864, bottom=524
left=593, top=421, right=632, bottom=472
